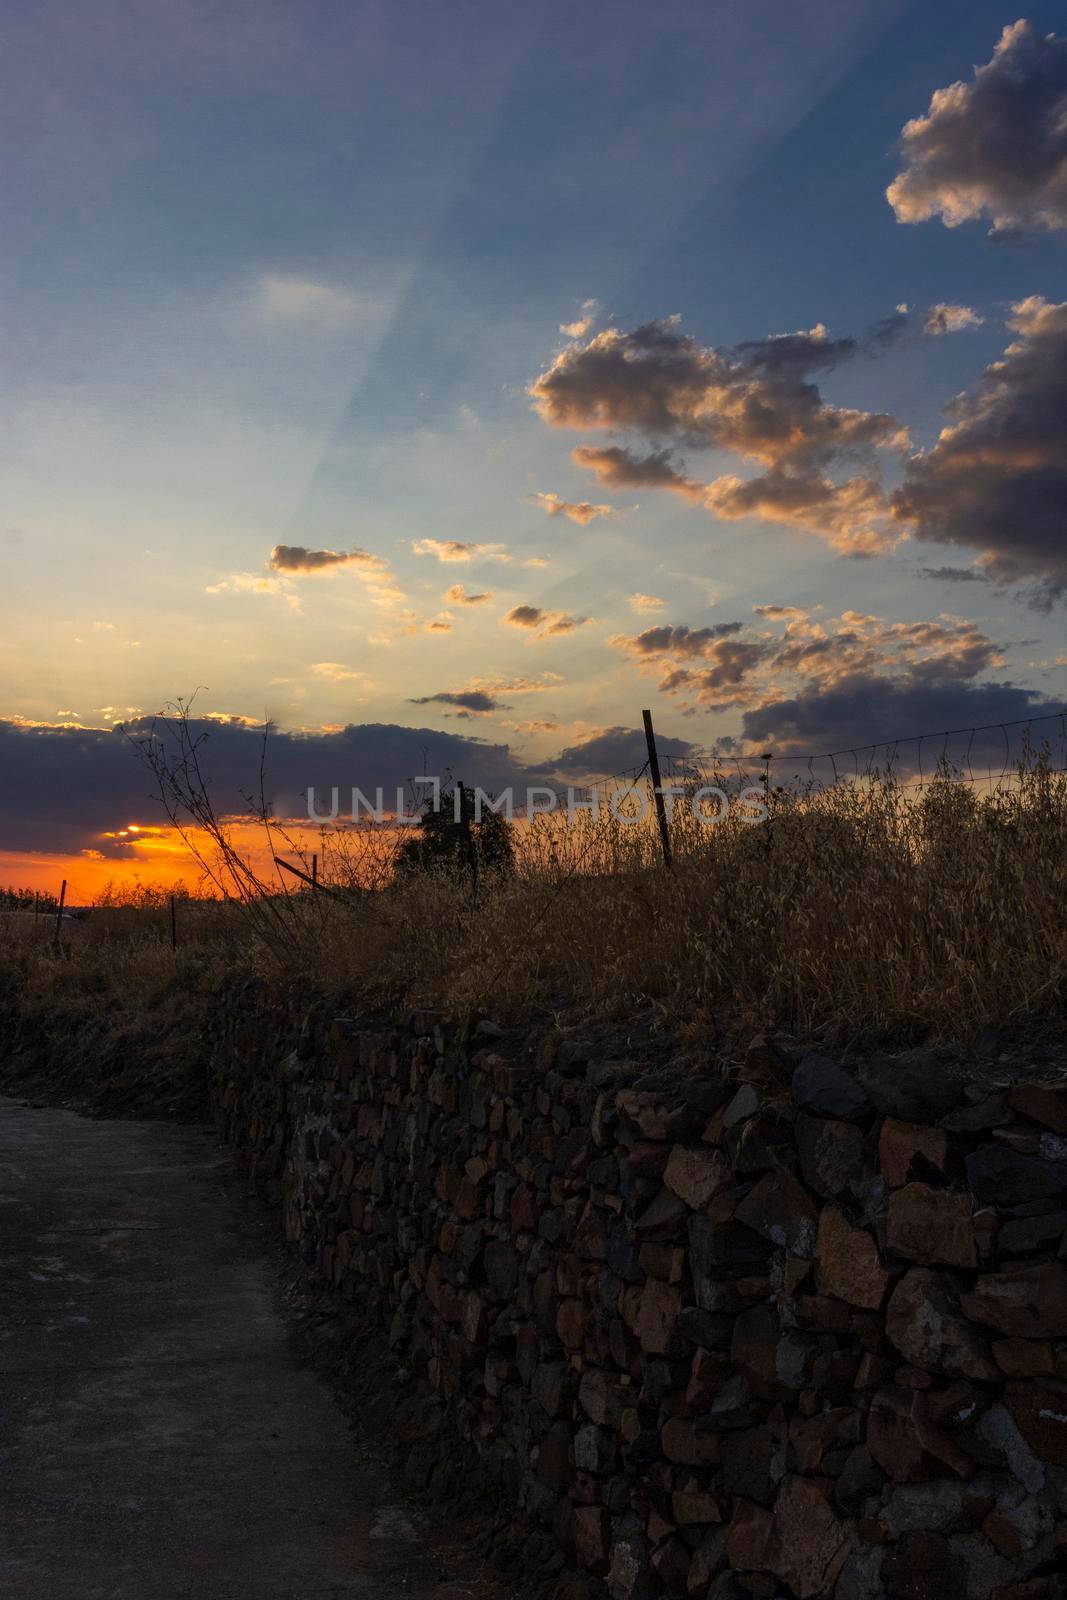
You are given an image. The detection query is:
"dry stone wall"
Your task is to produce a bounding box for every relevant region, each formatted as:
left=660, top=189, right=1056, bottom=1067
left=210, top=993, right=1067, bottom=1600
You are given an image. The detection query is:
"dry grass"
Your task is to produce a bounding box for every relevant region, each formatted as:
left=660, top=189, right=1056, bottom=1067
left=3, top=760, right=1066, bottom=1048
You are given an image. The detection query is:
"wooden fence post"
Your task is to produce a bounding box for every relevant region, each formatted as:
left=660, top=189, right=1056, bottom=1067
left=52, top=879, right=67, bottom=953
left=642, top=710, right=673, bottom=868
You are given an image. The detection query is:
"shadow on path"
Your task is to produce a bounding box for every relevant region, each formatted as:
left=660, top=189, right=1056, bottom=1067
left=0, top=1096, right=446, bottom=1599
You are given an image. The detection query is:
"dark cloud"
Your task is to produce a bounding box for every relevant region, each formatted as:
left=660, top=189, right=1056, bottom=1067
left=506, top=605, right=547, bottom=629
left=549, top=725, right=697, bottom=780
left=268, top=544, right=382, bottom=573
left=531, top=317, right=905, bottom=551
left=740, top=674, right=1060, bottom=773
left=0, top=716, right=547, bottom=855
left=888, top=20, right=1067, bottom=236
left=408, top=690, right=506, bottom=715
left=571, top=445, right=705, bottom=499
left=504, top=605, right=590, bottom=638
left=892, top=297, right=1067, bottom=602
left=444, top=584, right=492, bottom=605
left=616, top=622, right=744, bottom=658
left=919, top=566, right=991, bottom=584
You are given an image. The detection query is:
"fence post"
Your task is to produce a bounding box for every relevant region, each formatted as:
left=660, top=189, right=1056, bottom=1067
left=52, top=879, right=67, bottom=953
left=642, top=709, right=673, bottom=868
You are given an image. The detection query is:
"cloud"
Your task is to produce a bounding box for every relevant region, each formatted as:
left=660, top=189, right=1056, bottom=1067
left=628, top=594, right=665, bottom=613
left=614, top=622, right=744, bottom=659
left=504, top=605, right=591, bottom=639
left=424, top=618, right=452, bottom=633
left=549, top=725, right=697, bottom=779
left=919, top=566, right=991, bottom=584
left=923, top=303, right=984, bottom=337
left=412, top=538, right=510, bottom=563
left=891, top=297, right=1067, bottom=603
left=0, top=715, right=552, bottom=855
left=530, top=492, right=616, bottom=525
left=613, top=605, right=1024, bottom=717
left=740, top=675, right=1057, bottom=769
left=571, top=444, right=705, bottom=500
left=254, top=275, right=382, bottom=331
left=269, top=545, right=386, bottom=574
left=888, top=21, right=1067, bottom=236
left=560, top=299, right=599, bottom=339
left=867, top=302, right=985, bottom=351
left=444, top=584, right=493, bottom=605
left=205, top=572, right=301, bottom=611
left=408, top=690, right=507, bottom=716
left=531, top=317, right=906, bottom=552
left=310, top=663, right=368, bottom=683
left=704, top=470, right=895, bottom=556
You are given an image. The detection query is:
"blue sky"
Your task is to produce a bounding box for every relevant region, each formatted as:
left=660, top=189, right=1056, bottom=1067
left=3, top=1, right=1066, bottom=874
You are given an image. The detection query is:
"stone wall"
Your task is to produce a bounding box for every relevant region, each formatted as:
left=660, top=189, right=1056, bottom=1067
left=210, top=992, right=1067, bottom=1600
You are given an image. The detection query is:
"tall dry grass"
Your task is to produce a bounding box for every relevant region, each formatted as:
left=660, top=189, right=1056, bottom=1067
left=3, top=757, right=1065, bottom=1046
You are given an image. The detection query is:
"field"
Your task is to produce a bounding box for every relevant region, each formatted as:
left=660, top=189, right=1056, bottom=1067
left=2, top=758, right=1065, bottom=1077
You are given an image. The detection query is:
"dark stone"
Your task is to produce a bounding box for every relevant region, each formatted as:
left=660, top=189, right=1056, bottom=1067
left=965, top=1144, right=1067, bottom=1207
left=834, top=1445, right=884, bottom=1514
left=796, top=1113, right=866, bottom=1199
left=881, top=1532, right=967, bottom=1600
left=719, top=1424, right=786, bottom=1505
left=675, top=1306, right=732, bottom=1351
left=998, top=1211, right=1067, bottom=1254
left=792, top=1053, right=870, bottom=1121
left=857, top=1053, right=964, bottom=1124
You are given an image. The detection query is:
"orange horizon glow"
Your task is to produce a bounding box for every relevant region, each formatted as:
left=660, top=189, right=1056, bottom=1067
left=0, top=818, right=332, bottom=904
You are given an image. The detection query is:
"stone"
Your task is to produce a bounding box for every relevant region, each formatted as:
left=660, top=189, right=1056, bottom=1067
left=729, top=1477, right=848, bottom=1600
left=672, top=1491, right=723, bottom=1525
left=734, top=1169, right=819, bottom=1256
left=973, top=1404, right=1046, bottom=1495
left=607, top=1518, right=651, bottom=1600
left=795, top=1113, right=866, bottom=1198
left=663, top=1145, right=728, bottom=1210
left=997, top=1212, right=1067, bottom=1254
left=887, top=1268, right=997, bottom=1380
left=881, top=1531, right=967, bottom=1600
left=719, top=1423, right=787, bottom=1504
left=556, top=1298, right=587, bottom=1349
left=1007, top=1081, right=1067, bottom=1136
left=1005, top=1380, right=1067, bottom=1466
left=616, top=1089, right=672, bottom=1140
left=722, top=1084, right=760, bottom=1129
left=633, top=1278, right=681, bottom=1354
left=634, top=1186, right=689, bottom=1240
left=879, top=1119, right=949, bottom=1187
left=579, top=1368, right=625, bottom=1426
left=834, top=1445, right=884, bottom=1512
left=483, top=1240, right=519, bottom=1299
left=961, top=1263, right=1067, bottom=1338
left=572, top=1504, right=610, bottom=1570
left=575, top=1424, right=616, bottom=1476
left=992, top=1338, right=1056, bottom=1377
left=887, top=1184, right=978, bottom=1270
left=661, top=1417, right=719, bottom=1466
left=965, top=1145, right=1067, bottom=1208
left=868, top=1387, right=938, bottom=1483
left=792, top=1053, right=870, bottom=1121
left=857, top=1053, right=964, bottom=1124
left=816, top=1205, right=888, bottom=1310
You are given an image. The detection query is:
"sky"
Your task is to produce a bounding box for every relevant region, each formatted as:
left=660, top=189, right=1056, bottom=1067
left=3, top=1, right=1067, bottom=896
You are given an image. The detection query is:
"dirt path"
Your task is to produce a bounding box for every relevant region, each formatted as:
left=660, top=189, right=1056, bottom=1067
left=0, top=1096, right=448, bottom=1599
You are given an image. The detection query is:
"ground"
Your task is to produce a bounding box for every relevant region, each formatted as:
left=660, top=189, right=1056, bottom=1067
left=0, top=1095, right=495, bottom=1599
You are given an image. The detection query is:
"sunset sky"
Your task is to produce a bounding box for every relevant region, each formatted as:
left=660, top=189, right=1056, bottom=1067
left=3, top=2, right=1066, bottom=897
